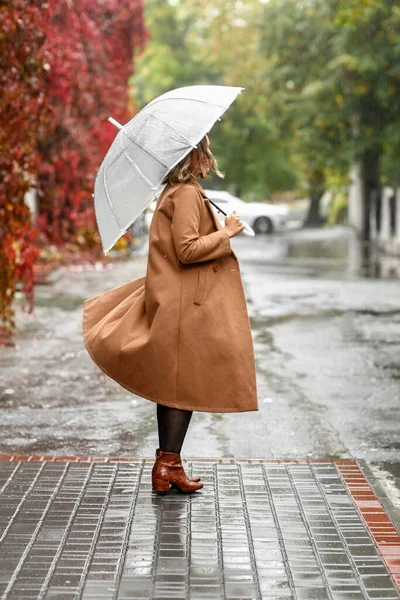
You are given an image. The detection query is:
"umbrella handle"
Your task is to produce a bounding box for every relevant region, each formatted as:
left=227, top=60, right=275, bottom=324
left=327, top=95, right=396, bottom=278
left=242, top=222, right=255, bottom=236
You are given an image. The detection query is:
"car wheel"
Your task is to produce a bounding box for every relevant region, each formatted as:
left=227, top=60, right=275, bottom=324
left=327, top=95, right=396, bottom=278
left=253, top=216, right=274, bottom=234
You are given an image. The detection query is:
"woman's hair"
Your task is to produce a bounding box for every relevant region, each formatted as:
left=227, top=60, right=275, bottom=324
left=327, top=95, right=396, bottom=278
left=162, top=134, right=224, bottom=186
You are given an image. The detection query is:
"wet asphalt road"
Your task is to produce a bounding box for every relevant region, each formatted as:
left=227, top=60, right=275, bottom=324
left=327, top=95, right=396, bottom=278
left=0, top=225, right=399, bottom=512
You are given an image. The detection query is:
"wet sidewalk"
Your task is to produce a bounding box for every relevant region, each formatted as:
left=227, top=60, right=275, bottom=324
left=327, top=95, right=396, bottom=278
left=0, top=457, right=399, bottom=600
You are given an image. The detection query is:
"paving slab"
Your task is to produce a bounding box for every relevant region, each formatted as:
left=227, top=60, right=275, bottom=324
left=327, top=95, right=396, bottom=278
left=0, top=457, right=398, bottom=600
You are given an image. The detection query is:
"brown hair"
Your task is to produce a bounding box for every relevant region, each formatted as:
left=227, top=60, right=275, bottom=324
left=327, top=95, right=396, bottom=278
left=162, top=134, right=224, bottom=186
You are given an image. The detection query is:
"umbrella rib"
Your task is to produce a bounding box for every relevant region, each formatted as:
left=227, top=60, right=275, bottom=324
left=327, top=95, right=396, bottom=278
left=119, top=115, right=196, bottom=164
left=104, top=130, right=169, bottom=174
left=104, top=118, right=196, bottom=181
left=102, top=155, right=124, bottom=231
left=119, top=134, right=158, bottom=190
left=149, top=114, right=198, bottom=148
left=145, top=96, right=227, bottom=112
left=104, top=94, right=231, bottom=174
left=120, top=129, right=169, bottom=168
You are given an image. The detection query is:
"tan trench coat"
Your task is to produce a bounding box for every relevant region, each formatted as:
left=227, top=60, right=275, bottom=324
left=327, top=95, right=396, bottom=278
left=82, top=180, right=258, bottom=412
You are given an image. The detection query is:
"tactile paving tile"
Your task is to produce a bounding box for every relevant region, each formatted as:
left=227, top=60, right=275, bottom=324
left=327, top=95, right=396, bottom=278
left=0, top=458, right=398, bottom=600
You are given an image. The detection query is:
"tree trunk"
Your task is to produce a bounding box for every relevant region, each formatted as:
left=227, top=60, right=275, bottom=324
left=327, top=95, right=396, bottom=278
left=360, top=147, right=381, bottom=242
left=303, top=168, right=326, bottom=227
left=303, top=192, right=325, bottom=227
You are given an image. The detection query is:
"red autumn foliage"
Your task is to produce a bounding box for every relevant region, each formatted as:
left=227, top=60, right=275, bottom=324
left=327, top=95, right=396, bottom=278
left=0, top=0, right=53, bottom=334
left=37, top=0, right=147, bottom=250
left=0, top=0, right=147, bottom=339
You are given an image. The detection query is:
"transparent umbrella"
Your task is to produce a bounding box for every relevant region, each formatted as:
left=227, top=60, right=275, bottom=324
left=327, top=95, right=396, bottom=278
left=94, top=84, right=254, bottom=254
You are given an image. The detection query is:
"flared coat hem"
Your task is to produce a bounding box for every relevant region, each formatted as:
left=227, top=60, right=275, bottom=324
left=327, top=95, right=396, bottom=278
left=83, top=325, right=258, bottom=413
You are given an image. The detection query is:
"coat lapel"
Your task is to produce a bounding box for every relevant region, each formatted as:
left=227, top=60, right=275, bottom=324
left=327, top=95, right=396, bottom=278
left=198, top=187, right=239, bottom=262
left=204, top=197, right=223, bottom=231
left=191, top=181, right=223, bottom=231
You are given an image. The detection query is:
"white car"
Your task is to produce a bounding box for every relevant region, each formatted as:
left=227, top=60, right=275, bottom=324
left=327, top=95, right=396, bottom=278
left=144, top=189, right=288, bottom=234
left=203, top=189, right=288, bottom=234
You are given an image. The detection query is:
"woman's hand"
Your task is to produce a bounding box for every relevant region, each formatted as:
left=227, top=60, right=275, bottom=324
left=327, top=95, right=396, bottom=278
left=224, top=211, right=246, bottom=238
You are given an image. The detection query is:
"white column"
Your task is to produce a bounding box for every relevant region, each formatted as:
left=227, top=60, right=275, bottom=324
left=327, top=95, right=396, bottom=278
left=348, top=161, right=364, bottom=235
left=379, top=187, right=392, bottom=243
left=369, top=189, right=377, bottom=240
left=396, top=189, right=400, bottom=244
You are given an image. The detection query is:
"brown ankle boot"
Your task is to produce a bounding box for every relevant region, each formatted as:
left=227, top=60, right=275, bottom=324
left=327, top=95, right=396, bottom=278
left=156, top=448, right=201, bottom=482
left=152, top=450, right=203, bottom=493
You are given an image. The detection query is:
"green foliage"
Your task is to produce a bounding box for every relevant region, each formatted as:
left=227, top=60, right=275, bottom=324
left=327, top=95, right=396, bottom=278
left=130, top=0, right=297, bottom=199
left=132, top=0, right=400, bottom=213
left=327, top=193, right=348, bottom=226
left=130, top=0, right=220, bottom=107
left=212, top=105, right=298, bottom=197
left=258, top=0, right=400, bottom=181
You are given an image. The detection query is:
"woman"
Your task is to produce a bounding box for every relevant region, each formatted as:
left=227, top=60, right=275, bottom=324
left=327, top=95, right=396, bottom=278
left=82, top=134, right=258, bottom=494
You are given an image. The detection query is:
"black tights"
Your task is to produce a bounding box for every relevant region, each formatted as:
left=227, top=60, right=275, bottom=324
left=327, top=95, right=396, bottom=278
left=156, top=404, right=193, bottom=454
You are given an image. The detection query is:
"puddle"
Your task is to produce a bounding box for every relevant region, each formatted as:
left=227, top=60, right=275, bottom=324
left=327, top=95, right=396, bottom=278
left=358, top=244, right=400, bottom=279
left=286, top=238, right=349, bottom=261
left=369, top=461, right=400, bottom=515
left=34, top=294, right=86, bottom=311
left=250, top=310, right=344, bottom=329
left=237, top=229, right=400, bottom=280
left=287, top=234, right=400, bottom=280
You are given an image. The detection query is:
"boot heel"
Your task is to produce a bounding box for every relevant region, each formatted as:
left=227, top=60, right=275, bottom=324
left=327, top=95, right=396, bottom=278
left=152, top=477, right=170, bottom=492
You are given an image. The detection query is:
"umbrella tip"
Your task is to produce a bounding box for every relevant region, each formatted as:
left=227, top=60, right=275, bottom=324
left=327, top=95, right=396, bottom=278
left=108, top=117, right=123, bottom=130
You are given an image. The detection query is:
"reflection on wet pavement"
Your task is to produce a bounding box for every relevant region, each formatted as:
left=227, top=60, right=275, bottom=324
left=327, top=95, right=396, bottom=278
left=0, top=457, right=399, bottom=599
left=232, top=226, right=400, bottom=279
left=0, top=225, right=400, bottom=517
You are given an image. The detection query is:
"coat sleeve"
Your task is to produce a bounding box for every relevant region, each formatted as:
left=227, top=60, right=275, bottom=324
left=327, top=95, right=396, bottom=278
left=169, top=185, right=232, bottom=265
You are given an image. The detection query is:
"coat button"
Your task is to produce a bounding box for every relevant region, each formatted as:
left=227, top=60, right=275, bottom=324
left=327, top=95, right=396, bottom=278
left=213, top=264, right=218, bottom=272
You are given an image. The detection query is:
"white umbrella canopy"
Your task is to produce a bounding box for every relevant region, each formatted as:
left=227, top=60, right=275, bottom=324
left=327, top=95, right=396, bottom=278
left=94, top=84, right=245, bottom=254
